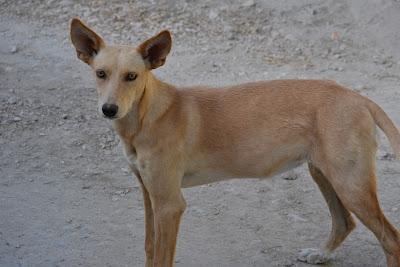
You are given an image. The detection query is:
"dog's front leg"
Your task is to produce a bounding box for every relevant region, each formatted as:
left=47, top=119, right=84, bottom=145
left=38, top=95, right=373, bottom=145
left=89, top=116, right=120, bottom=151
left=142, top=166, right=186, bottom=267
left=137, top=176, right=155, bottom=267
left=152, top=194, right=186, bottom=267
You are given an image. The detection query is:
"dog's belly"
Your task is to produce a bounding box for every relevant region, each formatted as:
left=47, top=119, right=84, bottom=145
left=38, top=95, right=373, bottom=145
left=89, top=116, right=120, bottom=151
left=181, top=156, right=305, bottom=188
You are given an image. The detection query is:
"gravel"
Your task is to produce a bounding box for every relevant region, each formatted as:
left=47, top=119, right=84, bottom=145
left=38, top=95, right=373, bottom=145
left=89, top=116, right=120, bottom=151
left=1, top=1, right=400, bottom=267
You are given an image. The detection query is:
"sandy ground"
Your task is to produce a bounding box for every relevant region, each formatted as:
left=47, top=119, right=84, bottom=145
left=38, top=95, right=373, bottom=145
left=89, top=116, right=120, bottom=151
left=1, top=0, right=400, bottom=266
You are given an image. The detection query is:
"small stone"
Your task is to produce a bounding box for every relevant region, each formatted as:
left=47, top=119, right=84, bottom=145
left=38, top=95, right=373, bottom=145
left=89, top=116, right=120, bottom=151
left=112, top=196, right=120, bottom=201
left=391, top=207, right=398, bottom=212
left=115, top=190, right=124, bottom=195
left=242, top=0, right=255, bottom=7
left=62, top=114, right=68, bottom=119
left=10, top=45, right=18, bottom=53
left=211, top=63, right=219, bottom=73
left=209, top=10, right=218, bottom=20
left=282, top=172, right=298, bottom=180
left=7, top=97, right=17, bottom=104
left=381, top=153, right=395, bottom=161
left=12, top=117, right=22, bottom=122
left=213, top=209, right=220, bottom=215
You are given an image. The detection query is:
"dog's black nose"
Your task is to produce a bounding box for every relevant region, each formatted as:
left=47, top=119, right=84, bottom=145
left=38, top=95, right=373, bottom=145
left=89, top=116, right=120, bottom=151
left=102, top=104, right=118, bottom=118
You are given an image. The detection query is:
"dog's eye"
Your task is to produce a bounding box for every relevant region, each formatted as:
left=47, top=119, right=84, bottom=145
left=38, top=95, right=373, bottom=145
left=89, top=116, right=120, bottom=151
left=96, top=70, right=106, bottom=79
left=126, top=72, right=137, bottom=81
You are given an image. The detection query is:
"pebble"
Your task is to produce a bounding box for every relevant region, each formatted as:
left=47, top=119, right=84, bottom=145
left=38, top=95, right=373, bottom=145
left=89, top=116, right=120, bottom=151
left=121, top=167, right=130, bottom=174
left=10, top=45, right=18, bottom=53
left=114, top=190, right=125, bottom=196
left=114, top=188, right=131, bottom=196
left=381, top=153, right=395, bottom=161
left=208, top=10, right=218, bottom=20
left=62, top=114, right=68, bottom=119
left=391, top=207, right=398, bottom=212
left=282, top=172, right=298, bottom=180
left=242, top=0, right=255, bottom=7
left=12, top=116, right=22, bottom=122
left=7, top=97, right=17, bottom=104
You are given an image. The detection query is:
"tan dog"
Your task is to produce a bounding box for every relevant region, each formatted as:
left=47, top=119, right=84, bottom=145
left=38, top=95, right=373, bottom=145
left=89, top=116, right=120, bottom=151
left=70, top=18, right=400, bottom=267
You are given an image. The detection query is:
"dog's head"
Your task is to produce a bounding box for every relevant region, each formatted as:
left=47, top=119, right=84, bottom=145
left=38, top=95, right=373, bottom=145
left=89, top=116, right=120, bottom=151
left=70, top=18, right=171, bottom=120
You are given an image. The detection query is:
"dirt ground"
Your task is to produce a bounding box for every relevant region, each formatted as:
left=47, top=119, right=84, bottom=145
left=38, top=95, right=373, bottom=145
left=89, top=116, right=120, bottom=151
left=1, top=0, right=400, bottom=266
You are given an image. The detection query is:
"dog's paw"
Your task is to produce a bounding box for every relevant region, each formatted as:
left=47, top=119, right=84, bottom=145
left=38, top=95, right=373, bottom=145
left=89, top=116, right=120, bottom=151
left=297, top=248, right=332, bottom=264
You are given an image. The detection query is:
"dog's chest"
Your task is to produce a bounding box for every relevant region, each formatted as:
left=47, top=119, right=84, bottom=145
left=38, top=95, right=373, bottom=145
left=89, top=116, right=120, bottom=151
left=122, top=143, right=138, bottom=168
left=125, top=151, right=137, bottom=168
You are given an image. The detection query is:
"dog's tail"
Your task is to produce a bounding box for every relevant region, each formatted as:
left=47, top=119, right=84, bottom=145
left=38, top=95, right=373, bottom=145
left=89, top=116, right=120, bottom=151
left=365, top=98, right=400, bottom=158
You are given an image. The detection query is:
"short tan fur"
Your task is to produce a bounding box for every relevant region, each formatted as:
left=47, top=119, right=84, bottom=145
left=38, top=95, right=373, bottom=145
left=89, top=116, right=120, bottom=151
left=70, top=18, right=400, bottom=266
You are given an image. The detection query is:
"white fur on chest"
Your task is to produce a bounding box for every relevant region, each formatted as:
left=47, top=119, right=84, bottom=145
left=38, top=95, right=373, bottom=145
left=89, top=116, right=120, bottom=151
left=122, top=142, right=138, bottom=169
left=124, top=151, right=137, bottom=168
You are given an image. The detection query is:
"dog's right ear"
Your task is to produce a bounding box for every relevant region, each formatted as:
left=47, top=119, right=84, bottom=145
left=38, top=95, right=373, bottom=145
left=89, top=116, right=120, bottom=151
left=70, top=18, right=105, bottom=65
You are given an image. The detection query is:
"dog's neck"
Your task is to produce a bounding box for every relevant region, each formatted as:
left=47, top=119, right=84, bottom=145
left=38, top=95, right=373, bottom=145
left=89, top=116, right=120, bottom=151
left=113, top=72, right=176, bottom=143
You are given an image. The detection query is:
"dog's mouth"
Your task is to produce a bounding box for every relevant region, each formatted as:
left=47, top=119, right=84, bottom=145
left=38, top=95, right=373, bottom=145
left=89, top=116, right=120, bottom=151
left=102, top=114, right=118, bottom=120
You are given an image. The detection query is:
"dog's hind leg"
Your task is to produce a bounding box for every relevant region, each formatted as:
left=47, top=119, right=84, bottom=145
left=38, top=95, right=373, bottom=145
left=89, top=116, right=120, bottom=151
left=298, top=163, right=356, bottom=264
left=330, top=170, right=400, bottom=267
left=308, top=113, right=400, bottom=266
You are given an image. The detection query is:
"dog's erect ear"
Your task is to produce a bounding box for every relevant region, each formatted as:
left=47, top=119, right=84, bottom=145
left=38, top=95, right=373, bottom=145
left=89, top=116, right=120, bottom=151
left=70, top=18, right=105, bottom=65
left=137, top=30, right=172, bottom=69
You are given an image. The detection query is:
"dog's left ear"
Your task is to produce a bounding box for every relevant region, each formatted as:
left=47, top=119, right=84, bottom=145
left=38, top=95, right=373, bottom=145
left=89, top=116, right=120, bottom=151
left=138, top=30, right=172, bottom=69
left=70, top=18, right=105, bottom=65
